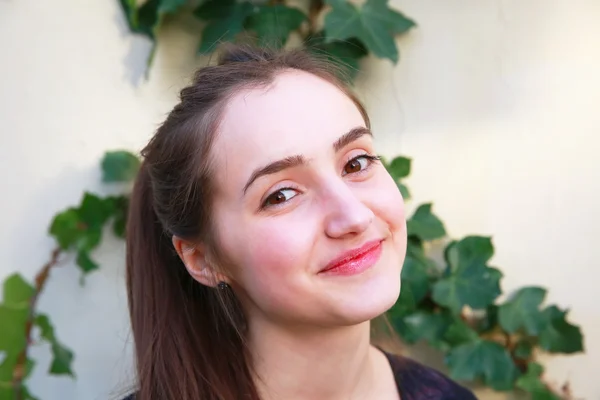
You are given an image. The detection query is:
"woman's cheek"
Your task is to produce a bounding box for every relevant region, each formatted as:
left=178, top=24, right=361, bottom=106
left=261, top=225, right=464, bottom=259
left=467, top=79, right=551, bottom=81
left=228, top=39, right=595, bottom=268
left=252, top=218, right=310, bottom=267
left=242, top=216, right=315, bottom=296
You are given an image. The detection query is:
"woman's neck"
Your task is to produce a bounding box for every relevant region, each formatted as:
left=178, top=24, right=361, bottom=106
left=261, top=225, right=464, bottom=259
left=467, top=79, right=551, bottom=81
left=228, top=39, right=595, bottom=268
left=248, top=319, right=380, bottom=400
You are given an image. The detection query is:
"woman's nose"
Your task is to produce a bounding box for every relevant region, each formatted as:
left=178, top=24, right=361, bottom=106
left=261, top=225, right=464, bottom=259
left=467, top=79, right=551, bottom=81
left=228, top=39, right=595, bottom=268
left=322, top=184, right=374, bottom=239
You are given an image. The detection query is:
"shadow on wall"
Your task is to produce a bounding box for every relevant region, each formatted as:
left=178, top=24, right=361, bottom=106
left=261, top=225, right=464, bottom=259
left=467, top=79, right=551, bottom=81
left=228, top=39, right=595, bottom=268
left=113, top=5, right=210, bottom=87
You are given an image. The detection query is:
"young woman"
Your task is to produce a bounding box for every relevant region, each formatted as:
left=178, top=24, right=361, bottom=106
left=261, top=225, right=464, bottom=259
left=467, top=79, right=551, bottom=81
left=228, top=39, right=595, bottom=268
left=124, top=45, right=477, bottom=400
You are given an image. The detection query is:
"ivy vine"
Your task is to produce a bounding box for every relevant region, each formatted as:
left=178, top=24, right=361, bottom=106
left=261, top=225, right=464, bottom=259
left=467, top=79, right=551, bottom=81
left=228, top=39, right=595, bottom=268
left=384, top=157, right=583, bottom=399
left=120, top=0, right=416, bottom=76
left=0, top=0, right=585, bottom=399
left=0, top=151, right=136, bottom=400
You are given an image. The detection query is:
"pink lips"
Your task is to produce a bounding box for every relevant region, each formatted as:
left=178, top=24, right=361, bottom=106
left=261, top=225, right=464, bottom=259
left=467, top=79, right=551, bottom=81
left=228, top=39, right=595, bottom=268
left=319, top=239, right=383, bottom=276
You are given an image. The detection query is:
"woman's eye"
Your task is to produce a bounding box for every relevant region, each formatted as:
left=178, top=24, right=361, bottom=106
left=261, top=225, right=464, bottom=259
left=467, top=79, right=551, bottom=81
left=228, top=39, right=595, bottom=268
left=263, top=188, right=298, bottom=208
left=343, top=155, right=379, bottom=175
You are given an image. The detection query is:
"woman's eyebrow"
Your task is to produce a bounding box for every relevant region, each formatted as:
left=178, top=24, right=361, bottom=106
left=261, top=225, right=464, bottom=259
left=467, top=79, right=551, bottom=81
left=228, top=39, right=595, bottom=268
left=243, top=126, right=372, bottom=194
left=333, top=126, right=372, bottom=152
left=243, top=155, right=306, bottom=194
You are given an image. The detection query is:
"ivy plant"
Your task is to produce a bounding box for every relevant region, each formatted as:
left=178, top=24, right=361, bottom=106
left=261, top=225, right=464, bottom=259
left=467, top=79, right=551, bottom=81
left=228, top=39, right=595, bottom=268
left=384, top=156, right=584, bottom=399
left=0, top=152, right=137, bottom=400
left=119, top=0, right=417, bottom=77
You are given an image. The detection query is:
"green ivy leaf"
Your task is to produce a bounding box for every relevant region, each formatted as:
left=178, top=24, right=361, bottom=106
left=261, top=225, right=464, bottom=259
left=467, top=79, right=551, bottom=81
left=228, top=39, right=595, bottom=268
left=109, top=196, right=129, bottom=238
left=446, top=339, right=518, bottom=391
left=364, top=0, right=416, bottom=35
left=49, top=343, right=74, bottom=377
left=35, top=314, right=55, bottom=342
left=538, top=306, right=584, bottom=354
left=387, top=156, right=411, bottom=180
left=432, top=263, right=502, bottom=314
left=396, top=182, right=410, bottom=200
left=158, top=0, right=187, bottom=14
left=401, top=255, right=431, bottom=304
left=0, top=298, right=30, bottom=391
left=0, top=306, right=28, bottom=350
left=137, top=0, right=161, bottom=39
left=531, top=391, right=563, bottom=400
left=76, top=251, right=99, bottom=274
left=121, top=0, right=185, bottom=70
left=0, top=352, right=16, bottom=381
left=406, top=241, right=439, bottom=276
left=195, top=0, right=254, bottom=54
left=0, top=386, right=12, bottom=400
left=401, top=257, right=429, bottom=303
left=391, top=255, right=431, bottom=316
left=132, top=0, right=185, bottom=39
left=194, top=0, right=237, bottom=20
left=51, top=192, right=113, bottom=252
left=445, top=236, right=494, bottom=272
left=309, top=37, right=368, bottom=80
left=407, top=204, right=446, bottom=241
left=444, top=318, right=479, bottom=346
left=513, top=339, right=534, bottom=360
left=390, top=286, right=417, bottom=317
left=3, top=274, right=34, bottom=306
left=382, top=155, right=411, bottom=199
left=49, top=208, right=82, bottom=250
left=498, top=286, right=547, bottom=335
left=79, top=193, right=112, bottom=230
left=51, top=192, right=122, bottom=275
left=392, top=240, right=440, bottom=316
left=76, top=228, right=102, bottom=253
left=245, top=5, right=307, bottom=47
left=396, top=311, right=452, bottom=350
left=516, top=362, right=561, bottom=400
left=0, top=305, right=28, bottom=382
left=34, top=315, right=75, bottom=377
left=24, top=358, right=35, bottom=380
left=515, top=365, right=543, bottom=394
left=119, top=0, right=139, bottom=32
left=324, top=0, right=416, bottom=63
left=101, top=151, right=140, bottom=183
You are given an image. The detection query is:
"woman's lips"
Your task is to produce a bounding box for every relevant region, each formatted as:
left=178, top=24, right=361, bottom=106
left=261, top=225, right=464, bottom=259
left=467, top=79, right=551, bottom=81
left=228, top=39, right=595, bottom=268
left=319, top=239, right=384, bottom=276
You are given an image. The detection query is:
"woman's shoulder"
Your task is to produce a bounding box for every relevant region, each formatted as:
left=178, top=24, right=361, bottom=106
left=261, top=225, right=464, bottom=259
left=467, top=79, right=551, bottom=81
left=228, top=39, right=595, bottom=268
left=384, top=352, right=478, bottom=400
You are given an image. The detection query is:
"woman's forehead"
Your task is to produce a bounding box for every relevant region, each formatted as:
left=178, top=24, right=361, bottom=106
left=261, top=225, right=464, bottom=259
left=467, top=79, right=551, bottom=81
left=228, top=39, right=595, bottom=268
left=214, top=71, right=365, bottom=158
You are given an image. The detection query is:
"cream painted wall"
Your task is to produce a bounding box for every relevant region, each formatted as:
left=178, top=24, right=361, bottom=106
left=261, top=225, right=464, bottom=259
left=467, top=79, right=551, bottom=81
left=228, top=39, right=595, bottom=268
left=0, top=0, right=598, bottom=399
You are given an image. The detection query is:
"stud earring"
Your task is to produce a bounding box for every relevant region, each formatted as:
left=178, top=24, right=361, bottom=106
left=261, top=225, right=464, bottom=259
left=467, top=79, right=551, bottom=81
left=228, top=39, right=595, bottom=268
left=217, top=281, right=230, bottom=290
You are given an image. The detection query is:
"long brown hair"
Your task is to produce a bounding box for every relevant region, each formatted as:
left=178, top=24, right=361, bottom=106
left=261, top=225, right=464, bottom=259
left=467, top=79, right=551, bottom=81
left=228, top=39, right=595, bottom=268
left=125, top=45, right=371, bottom=400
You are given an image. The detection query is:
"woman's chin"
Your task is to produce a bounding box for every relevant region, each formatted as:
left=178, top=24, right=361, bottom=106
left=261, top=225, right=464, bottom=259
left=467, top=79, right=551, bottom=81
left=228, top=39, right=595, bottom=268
left=329, top=276, right=401, bottom=326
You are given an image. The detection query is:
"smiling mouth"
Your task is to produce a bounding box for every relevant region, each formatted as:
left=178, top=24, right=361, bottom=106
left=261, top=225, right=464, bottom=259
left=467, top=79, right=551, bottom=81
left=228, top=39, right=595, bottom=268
left=319, top=239, right=384, bottom=276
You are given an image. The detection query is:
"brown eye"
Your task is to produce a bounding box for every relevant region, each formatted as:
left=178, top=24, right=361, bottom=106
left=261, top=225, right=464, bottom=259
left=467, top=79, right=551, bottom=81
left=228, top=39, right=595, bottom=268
left=263, top=188, right=297, bottom=208
left=343, top=156, right=369, bottom=175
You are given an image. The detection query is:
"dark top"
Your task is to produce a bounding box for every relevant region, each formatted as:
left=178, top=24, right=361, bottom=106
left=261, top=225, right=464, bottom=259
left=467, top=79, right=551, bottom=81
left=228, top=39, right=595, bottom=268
left=384, top=352, right=478, bottom=400
left=123, top=352, right=477, bottom=399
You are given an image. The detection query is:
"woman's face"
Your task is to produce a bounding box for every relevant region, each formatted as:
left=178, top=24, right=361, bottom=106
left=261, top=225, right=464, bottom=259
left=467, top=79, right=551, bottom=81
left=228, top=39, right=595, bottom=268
left=209, top=70, right=406, bottom=328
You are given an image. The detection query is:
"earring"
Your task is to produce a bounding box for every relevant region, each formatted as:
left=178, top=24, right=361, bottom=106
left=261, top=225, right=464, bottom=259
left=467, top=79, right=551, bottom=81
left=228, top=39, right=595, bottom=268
left=217, top=281, right=230, bottom=290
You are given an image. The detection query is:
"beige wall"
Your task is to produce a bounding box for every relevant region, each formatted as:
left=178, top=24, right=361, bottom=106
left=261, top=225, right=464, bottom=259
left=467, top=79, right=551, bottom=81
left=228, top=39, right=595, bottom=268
left=0, top=0, right=598, bottom=398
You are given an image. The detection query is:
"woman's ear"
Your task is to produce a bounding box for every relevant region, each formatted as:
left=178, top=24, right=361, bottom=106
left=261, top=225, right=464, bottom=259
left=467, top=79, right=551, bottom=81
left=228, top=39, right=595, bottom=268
left=172, top=236, right=228, bottom=287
